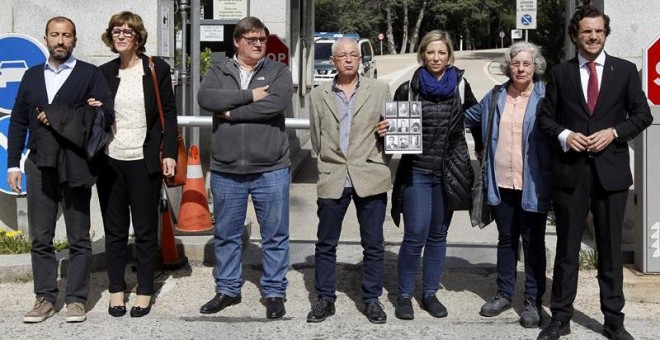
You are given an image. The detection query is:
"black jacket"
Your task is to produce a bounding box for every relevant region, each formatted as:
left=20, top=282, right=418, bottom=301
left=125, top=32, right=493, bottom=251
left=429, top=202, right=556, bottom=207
left=538, top=54, right=652, bottom=191
left=391, top=66, right=477, bottom=225
left=7, top=59, right=114, bottom=187
left=98, top=54, right=178, bottom=175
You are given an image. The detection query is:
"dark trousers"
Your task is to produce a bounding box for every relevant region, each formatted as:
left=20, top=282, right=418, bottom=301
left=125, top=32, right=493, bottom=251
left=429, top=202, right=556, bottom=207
left=26, top=158, right=92, bottom=304
left=96, top=156, right=161, bottom=295
left=550, top=161, right=627, bottom=325
left=492, top=188, right=547, bottom=303
left=314, top=188, right=386, bottom=303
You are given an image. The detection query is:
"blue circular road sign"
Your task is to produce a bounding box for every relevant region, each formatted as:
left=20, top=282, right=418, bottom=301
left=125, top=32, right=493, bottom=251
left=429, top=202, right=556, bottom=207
left=0, top=115, right=29, bottom=195
left=521, top=14, right=533, bottom=26
left=0, top=34, right=48, bottom=114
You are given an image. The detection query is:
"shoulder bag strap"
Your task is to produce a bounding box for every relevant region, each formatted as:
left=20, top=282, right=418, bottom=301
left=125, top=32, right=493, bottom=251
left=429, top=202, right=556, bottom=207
left=148, top=56, right=166, bottom=131
left=481, top=85, right=502, bottom=171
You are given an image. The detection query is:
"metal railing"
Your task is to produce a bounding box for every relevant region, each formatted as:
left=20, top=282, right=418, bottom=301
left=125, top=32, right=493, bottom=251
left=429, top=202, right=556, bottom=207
left=177, top=116, right=311, bottom=130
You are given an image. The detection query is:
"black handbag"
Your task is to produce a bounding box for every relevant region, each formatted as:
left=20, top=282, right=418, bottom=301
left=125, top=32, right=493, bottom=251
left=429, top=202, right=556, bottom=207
left=470, top=85, right=501, bottom=229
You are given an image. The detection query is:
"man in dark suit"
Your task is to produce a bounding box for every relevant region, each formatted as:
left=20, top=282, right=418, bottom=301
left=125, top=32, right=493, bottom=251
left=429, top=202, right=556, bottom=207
left=537, top=6, right=652, bottom=340
left=7, top=16, right=114, bottom=323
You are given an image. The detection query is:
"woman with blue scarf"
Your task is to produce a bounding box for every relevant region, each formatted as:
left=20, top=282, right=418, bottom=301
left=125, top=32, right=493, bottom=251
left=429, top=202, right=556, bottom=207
left=391, top=30, right=478, bottom=320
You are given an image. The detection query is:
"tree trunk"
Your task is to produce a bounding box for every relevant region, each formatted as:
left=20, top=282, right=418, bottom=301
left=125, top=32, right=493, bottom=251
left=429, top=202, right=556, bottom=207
left=463, top=20, right=472, bottom=50
left=399, top=4, right=409, bottom=54
left=407, top=0, right=427, bottom=53
left=385, top=4, right=397, bottom=54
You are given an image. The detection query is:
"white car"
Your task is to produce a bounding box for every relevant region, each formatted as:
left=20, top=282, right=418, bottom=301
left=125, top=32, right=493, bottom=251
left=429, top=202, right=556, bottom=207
left=0, top=60, right=28, bottom=88
left=314, top=33, right=377, bottom=86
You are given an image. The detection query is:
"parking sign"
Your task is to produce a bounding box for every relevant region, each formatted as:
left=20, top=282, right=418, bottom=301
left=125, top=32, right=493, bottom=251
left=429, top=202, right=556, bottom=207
left=0, top=34, right=48, bottom=114
left=0, top=115, right=29, bottom=195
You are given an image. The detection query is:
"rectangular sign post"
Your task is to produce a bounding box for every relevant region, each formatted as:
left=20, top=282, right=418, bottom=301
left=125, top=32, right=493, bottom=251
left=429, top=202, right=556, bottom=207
left=516, top=0, right=537, bottom=39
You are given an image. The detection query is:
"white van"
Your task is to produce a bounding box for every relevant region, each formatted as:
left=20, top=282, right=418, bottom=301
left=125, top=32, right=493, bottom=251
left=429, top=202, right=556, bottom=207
left=313, top=32, right=377, bottom=86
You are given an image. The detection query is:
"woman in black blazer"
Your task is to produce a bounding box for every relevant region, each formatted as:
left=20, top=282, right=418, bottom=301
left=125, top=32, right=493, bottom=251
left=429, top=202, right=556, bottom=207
left=97, top=11, right=178, bottom=318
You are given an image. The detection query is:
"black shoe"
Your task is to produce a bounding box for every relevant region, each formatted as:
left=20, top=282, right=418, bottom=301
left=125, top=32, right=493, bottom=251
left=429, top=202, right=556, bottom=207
left=394, top=296, right=414, bottom=320
left=538, top=320, right=571, bottom=340
left=266, top=297, right=285, bottom=319
left=363, top=301, right=387, bottom=324
left=603, top=323, right=634, bottom=340
left=108, top=304, right=126, bottom=317
left=199, top=293, right=242, bottom=314
left=129, top=305, right=151, bottom=318
left=520, top=297, right=541, bottom=328
left=422, top=295, right=448, bottom=318
left=480, top=293, right=512, bottom=317
left=306, top=297, right=335, bottom=323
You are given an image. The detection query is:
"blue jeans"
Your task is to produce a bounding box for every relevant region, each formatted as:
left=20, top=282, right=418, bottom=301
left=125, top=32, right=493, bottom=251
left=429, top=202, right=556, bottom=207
left=315, top=188, right=386, bottom=303
left=397, top=169, right=452, bottom=298
left=210, top=168, right=290, bottom=298
left=492, top=188, right=547, bottom=302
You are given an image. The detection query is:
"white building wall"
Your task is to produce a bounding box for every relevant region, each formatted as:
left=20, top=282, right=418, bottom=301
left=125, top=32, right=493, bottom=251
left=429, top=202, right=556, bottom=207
left=0, top=0, right=174, bottom=66
left=605, top=1, right=660, bottom=68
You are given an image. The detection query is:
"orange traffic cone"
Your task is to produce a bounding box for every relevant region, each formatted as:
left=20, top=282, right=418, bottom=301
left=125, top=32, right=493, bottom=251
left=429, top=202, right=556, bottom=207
left=160, top=189, right=188, bottom=269
left=176, top=145, right=213, bottom=233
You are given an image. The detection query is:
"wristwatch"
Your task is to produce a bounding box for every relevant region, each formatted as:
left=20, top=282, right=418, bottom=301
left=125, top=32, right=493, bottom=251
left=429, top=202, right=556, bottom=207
left=612, top=128, right=619, bottom=141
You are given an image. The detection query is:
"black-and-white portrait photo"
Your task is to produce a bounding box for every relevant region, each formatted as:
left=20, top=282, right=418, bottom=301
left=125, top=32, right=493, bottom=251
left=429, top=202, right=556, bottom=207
left=411, top=135, right=421, bottom=150
left=398, top=102, right=409, bottom=117
left=411, top=101, right=421, bottom=117
left=387, top=119, right=397, bottom=133
left=386, top=135, right=398, bottom=151
left=385, top=101, right=398, bottom=117
left=399, top=136, right=409, bottom=150
left=410, top=119, right=421, bottom=133
left=398, top=119, right=409, bottom=133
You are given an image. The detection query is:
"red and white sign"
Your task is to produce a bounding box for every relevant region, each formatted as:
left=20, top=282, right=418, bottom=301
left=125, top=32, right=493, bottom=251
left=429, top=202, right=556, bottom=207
left=644, top=31, right=660, bottom=105
left=378, top=33, right=385, bottom=41
left=265, top=34, right=289, bottom=66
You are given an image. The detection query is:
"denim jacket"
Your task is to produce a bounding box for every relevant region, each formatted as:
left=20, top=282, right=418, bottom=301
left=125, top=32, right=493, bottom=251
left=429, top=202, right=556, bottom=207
left=465, top=80, right=552, bottom=213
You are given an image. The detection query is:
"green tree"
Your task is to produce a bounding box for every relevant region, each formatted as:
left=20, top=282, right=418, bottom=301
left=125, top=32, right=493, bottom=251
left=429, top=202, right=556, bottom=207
left=533, top=0, right=565, bottom=73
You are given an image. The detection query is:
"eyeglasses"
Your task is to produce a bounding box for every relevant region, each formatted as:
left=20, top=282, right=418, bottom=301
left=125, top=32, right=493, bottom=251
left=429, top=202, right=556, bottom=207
left=510, top=61, right=534, bottom=69
left=242, top=36, right=268, bottom=45
left=333, top=53, right=361, bottom=60
left=111, top=28, right=135, bottom=38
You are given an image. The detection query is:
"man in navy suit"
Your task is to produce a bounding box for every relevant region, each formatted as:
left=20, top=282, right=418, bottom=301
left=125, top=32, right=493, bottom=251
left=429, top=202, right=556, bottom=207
left=537, top=6, right=652, bottom=340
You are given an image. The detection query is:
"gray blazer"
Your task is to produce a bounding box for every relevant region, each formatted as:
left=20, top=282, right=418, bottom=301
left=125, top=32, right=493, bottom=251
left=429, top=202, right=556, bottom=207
left=309, top=77, right=391, bottom=199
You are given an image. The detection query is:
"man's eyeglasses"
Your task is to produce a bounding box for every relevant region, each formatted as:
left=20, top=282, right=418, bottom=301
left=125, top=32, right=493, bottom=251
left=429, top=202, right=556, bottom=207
left=242, top=36, right=268, bottom=45
left=333, top=53, right=361, bottom=60
left=111, top=28, right=135, bottom=38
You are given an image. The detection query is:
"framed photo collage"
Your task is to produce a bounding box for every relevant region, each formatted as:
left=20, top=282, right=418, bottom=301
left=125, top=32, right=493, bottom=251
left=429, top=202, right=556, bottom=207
left=384, top=101, right=422, bottom=154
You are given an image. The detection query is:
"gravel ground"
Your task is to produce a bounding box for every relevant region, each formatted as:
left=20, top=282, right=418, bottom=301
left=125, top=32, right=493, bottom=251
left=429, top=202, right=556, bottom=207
left=1, top=250, right=659, bottom=340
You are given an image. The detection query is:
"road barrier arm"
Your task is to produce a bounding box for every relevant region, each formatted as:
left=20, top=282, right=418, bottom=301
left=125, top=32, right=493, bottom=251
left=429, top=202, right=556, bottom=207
left=177, top=116, right=310, bottom=130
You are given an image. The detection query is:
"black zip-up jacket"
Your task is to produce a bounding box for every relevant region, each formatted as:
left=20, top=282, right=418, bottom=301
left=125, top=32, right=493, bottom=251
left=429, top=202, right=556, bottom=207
left=197, top=58, right=293, bottom=174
